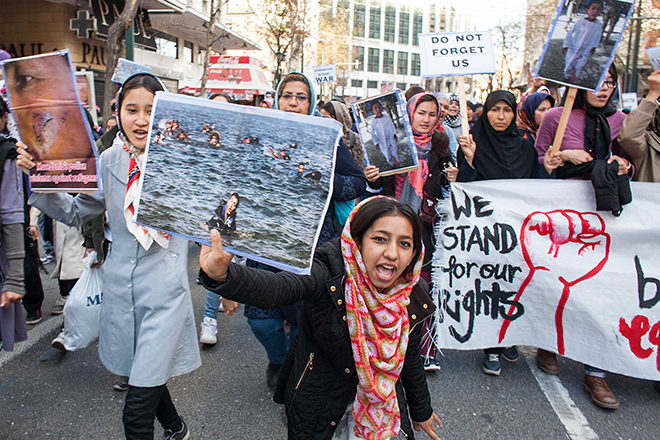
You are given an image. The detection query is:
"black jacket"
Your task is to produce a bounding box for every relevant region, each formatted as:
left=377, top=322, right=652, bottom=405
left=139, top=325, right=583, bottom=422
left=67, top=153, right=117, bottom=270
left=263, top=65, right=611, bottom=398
left=200, top=238, right=436, bottom=439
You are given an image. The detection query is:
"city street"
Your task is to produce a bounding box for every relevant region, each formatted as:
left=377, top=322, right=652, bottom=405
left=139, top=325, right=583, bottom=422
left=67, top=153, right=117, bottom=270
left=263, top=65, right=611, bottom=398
left=1, top=244, right=658, bottom=440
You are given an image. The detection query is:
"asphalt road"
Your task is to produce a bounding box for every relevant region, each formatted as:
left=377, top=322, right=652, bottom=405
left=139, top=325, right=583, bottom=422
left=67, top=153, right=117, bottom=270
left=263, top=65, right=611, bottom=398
left=1, top=243, right=658, bottom=439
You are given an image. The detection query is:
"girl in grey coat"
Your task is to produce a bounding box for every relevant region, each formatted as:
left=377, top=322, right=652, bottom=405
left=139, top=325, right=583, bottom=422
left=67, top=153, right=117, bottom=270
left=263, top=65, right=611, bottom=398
left=17, top=73, right=199, bottom=439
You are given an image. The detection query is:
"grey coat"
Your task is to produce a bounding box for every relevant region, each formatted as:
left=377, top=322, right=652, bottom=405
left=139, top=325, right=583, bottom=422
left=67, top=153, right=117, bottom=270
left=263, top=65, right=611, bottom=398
left=30, top=141, right=201, bottom=387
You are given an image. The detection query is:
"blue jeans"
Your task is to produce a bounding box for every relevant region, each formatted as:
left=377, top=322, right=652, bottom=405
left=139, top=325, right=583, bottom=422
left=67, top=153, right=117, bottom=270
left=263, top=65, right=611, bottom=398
left=585, top=365, right=607, bottom=378
left=247, top=317, right=298, bottom=365
left=204, top=290, right=221, bottom=320
left=38, top=214, right=54, bottom=254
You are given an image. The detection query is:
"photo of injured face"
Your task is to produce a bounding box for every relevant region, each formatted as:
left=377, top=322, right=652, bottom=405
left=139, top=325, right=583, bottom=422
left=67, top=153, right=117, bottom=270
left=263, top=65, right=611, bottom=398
left=1, top=51, right=99, bottom=192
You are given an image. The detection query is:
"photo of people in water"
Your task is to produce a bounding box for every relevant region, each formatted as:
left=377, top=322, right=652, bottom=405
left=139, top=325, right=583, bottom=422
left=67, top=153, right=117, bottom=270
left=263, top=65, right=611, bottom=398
left=535, top=0, right=633, bottom=91
left=136, top=92, right=341, bottom=273
left=352, top=90, right=418, bottom=177
left=1, top=50, right=99, bottom=192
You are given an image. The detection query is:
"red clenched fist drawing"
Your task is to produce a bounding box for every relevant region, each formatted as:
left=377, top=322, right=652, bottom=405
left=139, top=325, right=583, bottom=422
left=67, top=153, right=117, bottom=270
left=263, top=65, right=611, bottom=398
left=499, top=210, right=611, bottom=354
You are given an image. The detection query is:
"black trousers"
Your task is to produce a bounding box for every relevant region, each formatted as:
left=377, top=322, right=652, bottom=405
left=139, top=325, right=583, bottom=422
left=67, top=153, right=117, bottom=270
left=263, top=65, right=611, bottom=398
left=123, top=384, right=181, bottom=439
left=22, top=235, right=44, bottom=314
left=58, top=279, right=78, bottom=297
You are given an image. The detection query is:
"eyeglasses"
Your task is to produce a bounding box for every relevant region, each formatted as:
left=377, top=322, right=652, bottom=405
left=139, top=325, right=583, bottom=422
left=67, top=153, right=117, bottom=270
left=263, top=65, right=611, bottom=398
left=601, top=80, right=617, bottom=89
left=280, top=93, right=309, bottom=103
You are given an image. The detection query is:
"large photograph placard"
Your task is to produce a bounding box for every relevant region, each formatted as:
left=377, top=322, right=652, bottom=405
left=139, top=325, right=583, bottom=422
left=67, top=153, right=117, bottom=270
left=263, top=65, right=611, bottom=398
left=136, top=92, right=341, bottom=274
left=535, top=0, right=634, bottom=91
left=431, top=180, right=660, bottom=380
left=351, top=90, right=418, bottom=177
left=1, top=50, right=99, bottom=192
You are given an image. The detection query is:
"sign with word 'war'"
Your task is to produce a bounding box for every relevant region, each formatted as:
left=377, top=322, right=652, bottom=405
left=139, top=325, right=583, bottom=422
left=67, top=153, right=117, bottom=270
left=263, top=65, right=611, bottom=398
left=312, top=64, right=337, bottom=83
left=419, top=31, right=496, bottom=77
left=431, top=180, right=660, bottom=380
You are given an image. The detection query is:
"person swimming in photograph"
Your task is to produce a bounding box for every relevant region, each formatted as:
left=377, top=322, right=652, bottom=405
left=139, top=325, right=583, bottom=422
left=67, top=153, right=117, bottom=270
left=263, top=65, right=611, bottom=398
left=207, top=192, right=240, bottom=235
left=562, top=0, right=604, bottom=83
left=267, top=146, right=291, bottom=160
left=208, top=130, right=222, bottom=147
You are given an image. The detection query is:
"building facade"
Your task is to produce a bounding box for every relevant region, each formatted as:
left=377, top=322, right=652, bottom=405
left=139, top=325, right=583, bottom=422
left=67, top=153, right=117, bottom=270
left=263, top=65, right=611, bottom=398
left=0, top=0, right=257, bottom=106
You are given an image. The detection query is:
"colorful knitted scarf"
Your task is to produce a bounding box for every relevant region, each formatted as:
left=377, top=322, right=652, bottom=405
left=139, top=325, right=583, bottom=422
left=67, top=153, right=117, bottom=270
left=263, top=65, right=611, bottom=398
left=341, top=197, right=424, bottom=440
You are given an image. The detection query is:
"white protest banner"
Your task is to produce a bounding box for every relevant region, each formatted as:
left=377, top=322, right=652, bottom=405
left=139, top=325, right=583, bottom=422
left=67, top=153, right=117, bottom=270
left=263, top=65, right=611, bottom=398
left=431, top=180, right=660, bottom=380
left=419, top=31, right=496, bottom=78
left=647, top=46, right=660, bottom=71
left=622, top=92, right=638, bottom=110
left=312, top=64, right=337, bottom=83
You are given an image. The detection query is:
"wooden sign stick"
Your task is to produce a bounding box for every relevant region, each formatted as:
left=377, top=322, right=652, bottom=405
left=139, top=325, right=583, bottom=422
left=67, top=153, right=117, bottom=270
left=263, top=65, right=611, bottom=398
left=548, top=87, right=578, bottom=154
left=457, top=76, right=470, bottom=138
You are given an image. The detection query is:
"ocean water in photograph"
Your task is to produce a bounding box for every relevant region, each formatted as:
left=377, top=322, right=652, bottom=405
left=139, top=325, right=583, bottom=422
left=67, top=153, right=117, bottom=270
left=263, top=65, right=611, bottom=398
left=136, top=98, right=338, bottom=271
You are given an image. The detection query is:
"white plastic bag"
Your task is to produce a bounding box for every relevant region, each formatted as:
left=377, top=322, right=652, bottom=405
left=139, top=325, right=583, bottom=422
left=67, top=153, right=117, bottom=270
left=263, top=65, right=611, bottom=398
left=58, top=251, right=103, bottom=351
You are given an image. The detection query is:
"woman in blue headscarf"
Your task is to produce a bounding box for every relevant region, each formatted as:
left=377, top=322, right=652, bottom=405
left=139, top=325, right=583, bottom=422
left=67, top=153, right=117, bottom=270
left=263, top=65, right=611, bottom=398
left=517, top=92, right=555, bottom=142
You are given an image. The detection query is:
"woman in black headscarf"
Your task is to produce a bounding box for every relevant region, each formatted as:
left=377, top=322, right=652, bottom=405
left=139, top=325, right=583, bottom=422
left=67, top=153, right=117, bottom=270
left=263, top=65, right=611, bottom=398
left=456, top=90, right=560, bottom=377
left=457, top=90, right=558, bottom=182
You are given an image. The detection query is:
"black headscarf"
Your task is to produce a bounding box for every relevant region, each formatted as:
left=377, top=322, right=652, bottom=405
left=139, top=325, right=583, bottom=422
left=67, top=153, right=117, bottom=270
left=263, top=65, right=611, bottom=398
left=468, top=90, right=538, bottom=180
left=557, top=88, right=617, bottom=179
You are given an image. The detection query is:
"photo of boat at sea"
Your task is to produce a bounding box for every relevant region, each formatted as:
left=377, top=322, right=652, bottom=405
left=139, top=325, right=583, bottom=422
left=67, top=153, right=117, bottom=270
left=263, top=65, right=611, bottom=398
left=136, top=92, right=341, bottom=274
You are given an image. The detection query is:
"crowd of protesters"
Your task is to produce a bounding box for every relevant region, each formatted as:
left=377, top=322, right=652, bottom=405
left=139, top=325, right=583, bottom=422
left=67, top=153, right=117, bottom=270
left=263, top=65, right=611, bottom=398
left=1, top=40, right=659, bottom=438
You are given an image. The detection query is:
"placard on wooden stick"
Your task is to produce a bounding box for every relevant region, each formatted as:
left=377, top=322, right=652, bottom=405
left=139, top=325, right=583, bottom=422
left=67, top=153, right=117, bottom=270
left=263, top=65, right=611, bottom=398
left=419, top=30, right=496, bottom=137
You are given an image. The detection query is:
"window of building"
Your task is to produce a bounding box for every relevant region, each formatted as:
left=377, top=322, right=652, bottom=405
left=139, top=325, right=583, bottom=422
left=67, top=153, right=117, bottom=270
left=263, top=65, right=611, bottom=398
left=320, top=0, right=333, bottom=19
left=353, top=45, right=365, bottom=70
left=354, top=0, right=366, bottom=37
left=369, top=0, right=381, bottom=40
left=338, top=0, right=350, bottom=11
left=183, top=41, right=194, bottom=63
left=367, top=47, right=380, bottom=72
left=397, top=51, right=408, bottom=75
left=396, top=82, right=406, bottom=90
left=383, top=49, right=394, bottom=74
left=153, top=30, right=178, bottom=59
left=197, top=47, right=207, bottom=65
left=351, top=79, right=363, bottom=88
left=411, top=53, right=421, bottom=76
left=384, top=3, right=396, bottom=42
left=367, top=80, right=378, bottom=89
left=412, top=9, right=423, bottom=46
left=399, top=6, right=409, bottom=45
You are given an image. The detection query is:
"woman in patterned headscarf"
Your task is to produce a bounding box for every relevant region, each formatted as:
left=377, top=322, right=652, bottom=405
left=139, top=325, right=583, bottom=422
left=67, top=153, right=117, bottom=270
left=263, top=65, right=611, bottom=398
left=199, top=196, right=442, bottom=440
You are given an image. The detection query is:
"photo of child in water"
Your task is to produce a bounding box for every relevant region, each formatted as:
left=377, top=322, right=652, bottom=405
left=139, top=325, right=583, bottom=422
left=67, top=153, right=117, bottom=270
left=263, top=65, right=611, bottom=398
left=535, top=0, right=634, bottom=91
left=1, top=50, right=99, bottom=192
left=352, top=90, right=417, bottom=177
left=136, top=92, right=341, bottom=273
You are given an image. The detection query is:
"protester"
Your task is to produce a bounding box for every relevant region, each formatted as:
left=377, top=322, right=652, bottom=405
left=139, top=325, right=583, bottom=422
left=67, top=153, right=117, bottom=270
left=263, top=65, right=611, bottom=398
left=457, top=90, right=561, bottom=376
left=617, top=70, right=660, bottom=182
left=239, top=72, right=366, bottom=391
left=405, top=85, right=426, bottom=102
left=210, top=92, right=233, bottom=103
left=445, top=95, right=463, bottom=140
left=0, top=120, right=27, bottom=351
left=16, top=73, right=200, bottom=438
left=433, top=92, right=459, bottom=159
left=517, top=92, right=555, bottom=142
left=536, top=63, right=630, bottom=409
left=199, top=196, right=442, bottom=440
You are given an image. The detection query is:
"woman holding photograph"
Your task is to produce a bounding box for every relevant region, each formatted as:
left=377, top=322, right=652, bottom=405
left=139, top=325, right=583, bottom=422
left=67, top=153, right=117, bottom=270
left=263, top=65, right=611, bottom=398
left=535, top=64, right=631, bottom=410
left=16, top=73, right=199, bottom=439
left=199, top=196, right=442, bottom=440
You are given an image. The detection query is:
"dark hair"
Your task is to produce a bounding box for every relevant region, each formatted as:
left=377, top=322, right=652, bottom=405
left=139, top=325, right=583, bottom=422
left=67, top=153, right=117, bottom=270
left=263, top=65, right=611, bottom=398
left=321, top=102, right=337, bottom=119
left=572, top=63, right=618, bottom=109
left=431, top=129, right=451, bottom=163
left=117, top=74, right=163, bottom=112
left=228, top=192, right=240, bottom=209
left=278, top=73, right=310, bottom=99
left=585, top=0, right=603, bottom=7
left=415, top=94, right=439, bottom=113
left=0, top=98, right=8, bottom=117
left=350, top=197, right=423, bottom=276
left=405, top=86, right=426, bottom=102
left=209, top=93, right=233, bottom=103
